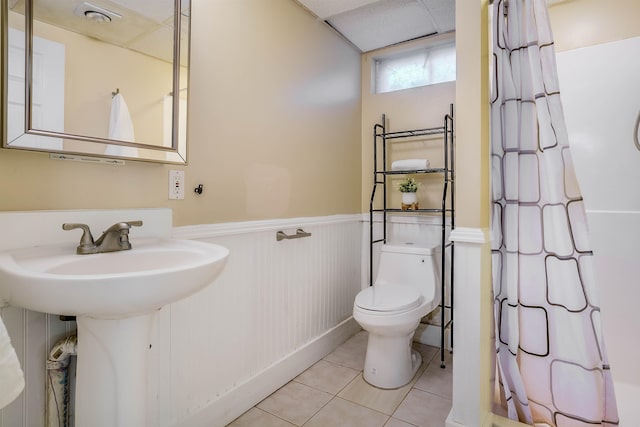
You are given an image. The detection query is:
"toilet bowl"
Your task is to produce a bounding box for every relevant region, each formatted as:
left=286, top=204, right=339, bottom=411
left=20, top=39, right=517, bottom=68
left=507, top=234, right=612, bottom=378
left=353, top=243, right=440, bottom=389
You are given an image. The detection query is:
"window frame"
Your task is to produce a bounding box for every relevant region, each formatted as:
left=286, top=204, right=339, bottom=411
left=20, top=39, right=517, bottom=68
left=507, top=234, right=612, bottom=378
left=372, top=36, right=456, bottom=94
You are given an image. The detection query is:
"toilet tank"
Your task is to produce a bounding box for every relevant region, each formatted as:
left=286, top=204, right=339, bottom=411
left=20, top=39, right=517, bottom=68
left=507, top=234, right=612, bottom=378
left=375, top=243, right=441, bottom=300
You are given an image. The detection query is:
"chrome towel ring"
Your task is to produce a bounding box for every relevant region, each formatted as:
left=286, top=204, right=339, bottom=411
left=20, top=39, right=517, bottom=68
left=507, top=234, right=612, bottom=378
left=634, top=108, right=640, bottom=151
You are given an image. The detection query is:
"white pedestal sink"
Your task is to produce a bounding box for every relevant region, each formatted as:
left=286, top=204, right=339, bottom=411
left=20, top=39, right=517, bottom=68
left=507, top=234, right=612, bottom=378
left=0, top=237, right=229, bottom=426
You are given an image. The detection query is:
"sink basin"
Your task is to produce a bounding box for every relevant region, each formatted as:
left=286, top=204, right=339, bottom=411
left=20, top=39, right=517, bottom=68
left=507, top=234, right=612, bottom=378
left=0, top=237, right=229, bottom=318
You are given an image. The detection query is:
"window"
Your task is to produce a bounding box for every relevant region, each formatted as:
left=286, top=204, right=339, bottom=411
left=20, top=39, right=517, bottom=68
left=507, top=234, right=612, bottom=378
left=374, top=41, right=456, bottom=94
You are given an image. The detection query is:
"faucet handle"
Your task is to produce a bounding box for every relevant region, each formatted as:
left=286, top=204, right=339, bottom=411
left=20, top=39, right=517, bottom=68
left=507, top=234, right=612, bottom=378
left=101, top=221, right=143, bottom=251
left=103, top=220, right=143, bottom=233
left=62, top=223, right=95, bottom=252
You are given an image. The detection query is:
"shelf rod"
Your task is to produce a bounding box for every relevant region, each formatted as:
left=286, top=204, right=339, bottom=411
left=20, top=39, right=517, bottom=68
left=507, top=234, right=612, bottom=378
left=373, top=208, right=454, bottom=213
left=376, top=168, right=449, bottom=175
left=375, top=127, right=447, bottom=139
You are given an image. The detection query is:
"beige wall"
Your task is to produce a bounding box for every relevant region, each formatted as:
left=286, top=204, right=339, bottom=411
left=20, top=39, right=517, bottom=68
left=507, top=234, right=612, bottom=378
left=455, top=0, right=491, bottom=231
left=0, top=0, right=362, bottom=226
left=360, top=35, right=456, bottom=213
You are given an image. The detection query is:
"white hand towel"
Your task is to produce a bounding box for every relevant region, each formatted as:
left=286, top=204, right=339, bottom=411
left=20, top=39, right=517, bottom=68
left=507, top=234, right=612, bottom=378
left=0, top=317, right=24, bottom=409
left=391, top=159, right=430, bottom=171
left=106, top=93, right=139, bottom=157
left=108, top=93, right=135, bottom=142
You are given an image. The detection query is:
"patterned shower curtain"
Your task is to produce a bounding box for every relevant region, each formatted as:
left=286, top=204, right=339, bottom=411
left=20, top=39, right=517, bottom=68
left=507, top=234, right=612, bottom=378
left=490, top=0, right=619, bottom=425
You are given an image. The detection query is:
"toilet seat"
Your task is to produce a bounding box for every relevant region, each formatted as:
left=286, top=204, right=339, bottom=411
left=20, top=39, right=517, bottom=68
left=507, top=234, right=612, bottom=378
left=355, top=286, right=421, bottom=313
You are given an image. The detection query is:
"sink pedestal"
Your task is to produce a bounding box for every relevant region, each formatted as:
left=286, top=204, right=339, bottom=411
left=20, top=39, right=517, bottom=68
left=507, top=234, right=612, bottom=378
left=75, top=313, right=155, bottom=427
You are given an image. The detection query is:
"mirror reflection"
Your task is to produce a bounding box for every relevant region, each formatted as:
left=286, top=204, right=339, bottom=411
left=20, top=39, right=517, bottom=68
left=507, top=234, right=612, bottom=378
left=3, top=0, right=189, bottom=163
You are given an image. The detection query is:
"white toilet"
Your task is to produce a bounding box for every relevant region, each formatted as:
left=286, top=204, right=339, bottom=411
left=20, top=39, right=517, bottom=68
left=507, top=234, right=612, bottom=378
left=353, top=242, right=441, bottom=389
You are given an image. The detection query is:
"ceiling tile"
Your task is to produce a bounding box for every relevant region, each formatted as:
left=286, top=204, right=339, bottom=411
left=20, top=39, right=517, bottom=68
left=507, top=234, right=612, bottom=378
left=327, top=0, right=438, bottom=52
left=419, top=0, right=455, bottom=33
left=128, top=24, right=173, bottom=63
left=296, top=0, right=381, bottom=19
left=108, top=0, right=174, bottom=24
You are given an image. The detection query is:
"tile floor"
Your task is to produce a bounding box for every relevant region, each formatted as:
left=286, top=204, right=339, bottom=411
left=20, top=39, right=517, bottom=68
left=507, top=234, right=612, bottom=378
left=227, top=331, right=453, bottom=427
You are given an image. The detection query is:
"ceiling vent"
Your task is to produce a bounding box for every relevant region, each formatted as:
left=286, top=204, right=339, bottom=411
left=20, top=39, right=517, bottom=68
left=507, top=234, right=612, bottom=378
left=73, top=2, right=122, bottom=22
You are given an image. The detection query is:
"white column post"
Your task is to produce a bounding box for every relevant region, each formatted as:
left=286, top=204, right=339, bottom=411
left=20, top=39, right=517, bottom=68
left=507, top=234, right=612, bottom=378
left=446, top=228, right=493, bottom=427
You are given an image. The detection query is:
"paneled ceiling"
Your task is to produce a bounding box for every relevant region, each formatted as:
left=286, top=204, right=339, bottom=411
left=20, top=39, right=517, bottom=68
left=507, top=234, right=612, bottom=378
left=295, top=0, right=456, bottom=52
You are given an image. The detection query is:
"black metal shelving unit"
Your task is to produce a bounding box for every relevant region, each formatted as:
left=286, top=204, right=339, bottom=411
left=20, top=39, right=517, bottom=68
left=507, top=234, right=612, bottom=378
left=369, top=104, right=455, bottom=369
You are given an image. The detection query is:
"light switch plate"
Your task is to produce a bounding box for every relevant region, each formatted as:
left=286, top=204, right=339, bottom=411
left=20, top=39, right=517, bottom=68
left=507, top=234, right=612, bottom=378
left=168, top=170, right=185, bottom=200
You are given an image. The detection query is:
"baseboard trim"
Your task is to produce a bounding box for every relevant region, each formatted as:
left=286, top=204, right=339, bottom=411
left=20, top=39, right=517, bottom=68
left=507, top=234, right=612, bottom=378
left=178, top=317, right=361, bottom=427
left=446, top=411, right=467, bottom=427
left=414, top=322, right=451, bottom=350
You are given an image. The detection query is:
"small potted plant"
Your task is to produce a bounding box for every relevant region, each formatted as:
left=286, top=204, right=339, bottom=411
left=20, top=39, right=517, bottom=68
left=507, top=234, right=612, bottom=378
left=398, top=177, right=419, bottom=209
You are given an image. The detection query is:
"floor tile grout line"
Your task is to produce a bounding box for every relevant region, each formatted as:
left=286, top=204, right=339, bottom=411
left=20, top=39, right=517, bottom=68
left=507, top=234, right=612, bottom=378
left=292, top=362, right=364, bottom=398
left=319, top=357, right=362, bottom=372
left=384, top=417, right=421, bottom=427
left=320, top=355, right=364, bottom=371
left=407, top=386, right=453, bottom=402
left=300, top=395, right=340, bottom=427
left=301, top=395, right=394, bottom=427
left=294, top=367, right=370, bottom=425
left=253, top=407, right=298, bottom=427
left=255, top=380, right=334, bottom=426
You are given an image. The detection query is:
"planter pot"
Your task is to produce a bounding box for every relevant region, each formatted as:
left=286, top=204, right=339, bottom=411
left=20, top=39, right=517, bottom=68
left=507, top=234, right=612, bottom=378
left=401, top=192, right=417, bottom=205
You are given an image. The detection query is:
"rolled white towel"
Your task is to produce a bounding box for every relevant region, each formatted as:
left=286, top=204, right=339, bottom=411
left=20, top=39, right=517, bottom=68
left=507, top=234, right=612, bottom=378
left=391, top=159, right=430, bottom=171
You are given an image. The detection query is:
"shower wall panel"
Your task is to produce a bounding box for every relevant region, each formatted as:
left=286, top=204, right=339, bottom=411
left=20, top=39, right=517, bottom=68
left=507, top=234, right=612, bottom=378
left=557, top=35, right=640, bottom=426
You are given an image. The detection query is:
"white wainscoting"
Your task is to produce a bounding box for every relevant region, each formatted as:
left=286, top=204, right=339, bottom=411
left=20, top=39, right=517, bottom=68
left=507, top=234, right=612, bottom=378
left=151, top=215, right=363, bottom=426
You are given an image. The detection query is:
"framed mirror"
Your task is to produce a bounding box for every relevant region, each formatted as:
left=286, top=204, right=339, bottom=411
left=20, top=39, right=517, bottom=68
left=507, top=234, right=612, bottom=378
left=1, top=0, right=190, bottom=164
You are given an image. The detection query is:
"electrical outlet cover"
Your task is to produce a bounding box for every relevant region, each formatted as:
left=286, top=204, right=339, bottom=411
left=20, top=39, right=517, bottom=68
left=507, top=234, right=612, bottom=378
left=169, top=170, right=185, bottom=200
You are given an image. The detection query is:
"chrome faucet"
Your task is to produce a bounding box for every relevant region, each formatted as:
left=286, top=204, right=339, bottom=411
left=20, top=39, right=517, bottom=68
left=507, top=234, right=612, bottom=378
left=62, top=221, right=143, bottom=254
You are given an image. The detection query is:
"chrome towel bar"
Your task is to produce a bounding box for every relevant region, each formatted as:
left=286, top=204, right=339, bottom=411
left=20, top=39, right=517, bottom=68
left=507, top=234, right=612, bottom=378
left=276, top=228, right=312, bottom=241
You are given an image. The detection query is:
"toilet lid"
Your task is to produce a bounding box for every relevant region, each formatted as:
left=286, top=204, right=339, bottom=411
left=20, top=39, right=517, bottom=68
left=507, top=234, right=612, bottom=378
left=355, top=286, right=421, bottom=312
